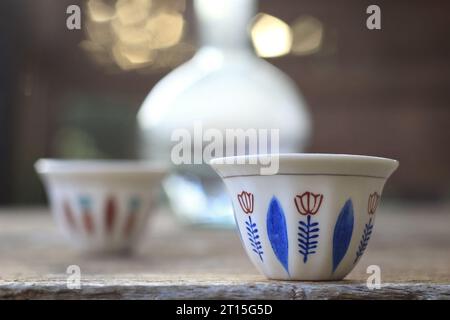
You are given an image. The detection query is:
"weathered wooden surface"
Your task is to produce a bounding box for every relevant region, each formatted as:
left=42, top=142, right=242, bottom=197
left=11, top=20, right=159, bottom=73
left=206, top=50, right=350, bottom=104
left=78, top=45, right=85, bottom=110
left=0, top=203, right=449, bottom=299
left=1, top=278, right=449, bottom=300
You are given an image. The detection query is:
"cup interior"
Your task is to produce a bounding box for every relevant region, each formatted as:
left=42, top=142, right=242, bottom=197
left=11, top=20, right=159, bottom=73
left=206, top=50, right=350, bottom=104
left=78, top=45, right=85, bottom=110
left=209, top=153, right=399, bottom=179
left=35, top=159, right=168, bottom=180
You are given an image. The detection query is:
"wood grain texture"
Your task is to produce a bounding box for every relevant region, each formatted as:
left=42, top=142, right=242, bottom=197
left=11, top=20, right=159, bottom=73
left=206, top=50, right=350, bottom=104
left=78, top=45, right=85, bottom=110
left=0, top=203, right=449, bottom=299
left=0, top=279, right=449, bottom=300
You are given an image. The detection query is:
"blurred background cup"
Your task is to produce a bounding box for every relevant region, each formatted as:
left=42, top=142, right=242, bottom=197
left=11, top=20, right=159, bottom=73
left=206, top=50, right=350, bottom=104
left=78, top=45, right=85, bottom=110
left=35, top=159, right=167, bottom=253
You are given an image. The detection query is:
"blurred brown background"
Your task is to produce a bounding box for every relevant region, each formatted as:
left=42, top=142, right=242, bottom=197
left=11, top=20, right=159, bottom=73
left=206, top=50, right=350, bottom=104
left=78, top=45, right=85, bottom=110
left=0, top=0, right=449, bottom=204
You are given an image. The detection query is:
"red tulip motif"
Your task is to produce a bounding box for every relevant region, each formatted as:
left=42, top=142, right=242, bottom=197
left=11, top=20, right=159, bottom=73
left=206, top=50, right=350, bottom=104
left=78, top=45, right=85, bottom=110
left=63, top=200, right=77, bottom=231
left=237, top=191, right=254, bottom=214
left=295, top=191, right=324, bottom=215
left=105, top=196, right=116, bottom=233
left=368, top=192, right=380, bottom=215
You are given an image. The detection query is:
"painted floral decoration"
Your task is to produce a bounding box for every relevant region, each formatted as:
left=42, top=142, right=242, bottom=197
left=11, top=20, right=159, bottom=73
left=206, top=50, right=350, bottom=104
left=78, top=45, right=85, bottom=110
left=368, top=192, right=380, bottom=215
left=238, top=191, right=254, bottom=214
left=237, top=191, right=263, bottom=261
left=354, top=192, right=379, bottom=264
left=295, top=191, right=324, bottom=215
left=295, top=191, right=324, bottom=263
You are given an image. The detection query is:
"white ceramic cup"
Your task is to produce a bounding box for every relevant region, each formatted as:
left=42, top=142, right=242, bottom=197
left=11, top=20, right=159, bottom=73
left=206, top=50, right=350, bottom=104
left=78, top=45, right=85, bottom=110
left=35, top=159, right=167, bottom=254
left=209, top=154, right=399, bottom=280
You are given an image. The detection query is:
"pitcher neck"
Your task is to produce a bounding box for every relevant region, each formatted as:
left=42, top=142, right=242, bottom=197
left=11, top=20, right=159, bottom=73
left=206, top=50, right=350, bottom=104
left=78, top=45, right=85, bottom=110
left=194, top=0, right=256, bottom=52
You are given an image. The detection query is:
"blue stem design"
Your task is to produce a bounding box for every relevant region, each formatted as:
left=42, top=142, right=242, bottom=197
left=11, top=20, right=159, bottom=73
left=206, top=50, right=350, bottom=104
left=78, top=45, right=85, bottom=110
left=354, top=218, right=373, bottom=264
left=298, top=215, right=320, bottom=263
left=245, top=215, right=263, bottom=261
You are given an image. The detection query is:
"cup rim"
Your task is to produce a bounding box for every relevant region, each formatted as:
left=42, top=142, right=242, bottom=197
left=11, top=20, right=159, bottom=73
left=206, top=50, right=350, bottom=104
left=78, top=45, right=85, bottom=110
left=35, top=159, right=168, bottom=177
left=209, top=153, right=399, bottom=179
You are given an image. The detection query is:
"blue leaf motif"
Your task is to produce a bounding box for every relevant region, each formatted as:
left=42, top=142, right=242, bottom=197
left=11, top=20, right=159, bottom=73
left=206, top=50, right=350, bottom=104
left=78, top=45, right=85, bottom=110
left=332, top=199, right=354, bottom=272
left=266, top=196, right=289, bottom=274
left=353, top=217, right=374, bottom=264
